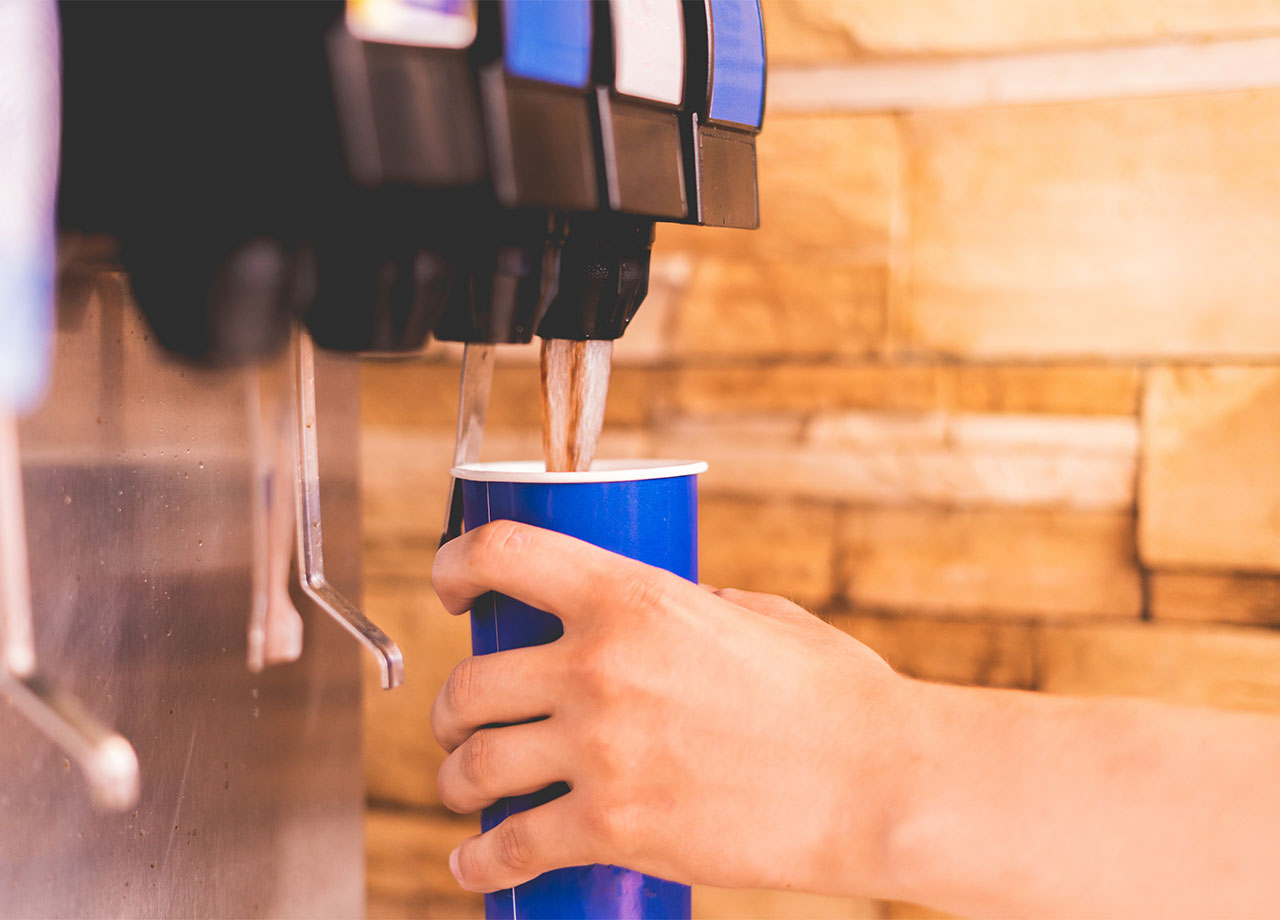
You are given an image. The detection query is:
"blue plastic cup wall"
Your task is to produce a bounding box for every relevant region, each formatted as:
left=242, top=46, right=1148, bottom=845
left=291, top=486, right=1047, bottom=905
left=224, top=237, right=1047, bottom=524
left=458, top=461, right=701, bottom=920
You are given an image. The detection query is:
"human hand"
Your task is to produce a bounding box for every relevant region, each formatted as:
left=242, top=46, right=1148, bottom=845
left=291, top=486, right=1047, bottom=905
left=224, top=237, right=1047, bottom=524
left=431, top=520, right=913, bottom=898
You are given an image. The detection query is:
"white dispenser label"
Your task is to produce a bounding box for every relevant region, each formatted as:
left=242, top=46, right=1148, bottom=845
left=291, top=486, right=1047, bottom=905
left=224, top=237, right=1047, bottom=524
left=611, top=0, right=684, bottom=106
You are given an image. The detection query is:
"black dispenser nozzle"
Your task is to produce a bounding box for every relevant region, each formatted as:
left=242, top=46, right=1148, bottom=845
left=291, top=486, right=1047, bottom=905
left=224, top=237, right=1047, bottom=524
left=432, top=208, right=568, bottom=345
left=123, top=235, right=304, bottom=366
left=537, top=213, right=655, bottom=342
left=305, top=188, right=455, bottom=354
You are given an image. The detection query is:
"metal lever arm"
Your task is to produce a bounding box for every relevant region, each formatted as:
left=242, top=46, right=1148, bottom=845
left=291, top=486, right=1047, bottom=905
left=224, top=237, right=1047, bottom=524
left=0, top=672, right=140, bottom=811
left=0, top=413, right=140, bottom=810
left=245, top=357, right=305, bottom=673
left=294, top=334, right=405, bottom=690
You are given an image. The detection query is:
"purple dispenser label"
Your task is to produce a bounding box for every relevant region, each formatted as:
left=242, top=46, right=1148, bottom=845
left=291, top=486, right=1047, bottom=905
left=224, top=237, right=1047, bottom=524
left=457, top=460, right=702, bottom=920
left=346, top=0, right=478, bottom=48
left=503, top=0, right=593, bottom=89
left=707, top=0, right=765, bottom=129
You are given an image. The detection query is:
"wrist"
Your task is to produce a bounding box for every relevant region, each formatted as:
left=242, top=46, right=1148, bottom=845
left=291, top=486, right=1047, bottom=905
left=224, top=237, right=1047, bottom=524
left=814, top=667, right=935, bottom=901
left=872, top=677, right=950, bottom=903
left=868, top=674, right=943, bottom=902
left=876, top=680, right=1016, bottom=910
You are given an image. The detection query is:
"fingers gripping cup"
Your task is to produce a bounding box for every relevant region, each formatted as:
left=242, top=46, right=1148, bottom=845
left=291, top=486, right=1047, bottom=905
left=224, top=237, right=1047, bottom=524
left=454, top=459, right=706, bottom=920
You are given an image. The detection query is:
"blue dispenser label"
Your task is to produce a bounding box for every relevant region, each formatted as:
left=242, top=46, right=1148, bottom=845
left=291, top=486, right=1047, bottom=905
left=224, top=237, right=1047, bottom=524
left=346, top=0, right=478, bottom=49
left=503, top=0, right=593, bottom=89
left=0, top=253, right=54, bottom=412
left=707, top=0, right=765, bottom=129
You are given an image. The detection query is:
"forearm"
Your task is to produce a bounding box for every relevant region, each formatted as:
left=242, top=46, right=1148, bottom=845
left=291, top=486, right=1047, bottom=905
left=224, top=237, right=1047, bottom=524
left=879, top=680, right=1280, bottom=918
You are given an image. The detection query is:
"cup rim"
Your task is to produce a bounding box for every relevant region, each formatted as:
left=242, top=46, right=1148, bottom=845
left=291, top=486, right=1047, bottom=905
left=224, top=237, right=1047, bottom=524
left=452, top=459, right=708, bottom=484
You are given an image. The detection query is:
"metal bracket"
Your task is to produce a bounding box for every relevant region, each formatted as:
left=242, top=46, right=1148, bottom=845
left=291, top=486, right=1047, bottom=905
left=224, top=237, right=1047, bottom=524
left=293, top=334, right=405, bottom=690
left=440, top=343, right=496, bottom=546
left=0, top=412, right=140, bottom=811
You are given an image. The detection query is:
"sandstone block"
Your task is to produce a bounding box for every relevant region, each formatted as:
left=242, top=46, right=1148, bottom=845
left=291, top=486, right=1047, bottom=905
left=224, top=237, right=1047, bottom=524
left=362, top=362, right=461, bottom=430
left=670, top=364, right=940, bottom=416
left=699, top=497, right=839, bottom=605
left=366, top=808, right=482, bottom=919
left=361, top=426, right=454, bottom=580
left=762, top=0, right=1280, bottom=63
left=670, top=257, right=886, bottom=358
left=667, top=363, right=1142, bottom=419
left=828, top=613, right=1035, bottom=689
left=664, top=112, right=899, bottom=358
left=839, top=507, right=1143, bottom=619
left=1037, top=621, right=1280, bottom=713
left=661, top=113, right=900, bottom=264
left=898, top=91, right=1280, bottom=358
left=363, top=579, right=472, bottom=808
left=1140, top=366, right=1280, bottom=571
left=1149, top=571, right=1280, bottom=627
left=657, top=413, right=1136, bottom=510
left=693, top=887, right=879, bottom=919
left=884, top=901, right=963, bottom=920
left=939, top=365, right=1141, bottom=417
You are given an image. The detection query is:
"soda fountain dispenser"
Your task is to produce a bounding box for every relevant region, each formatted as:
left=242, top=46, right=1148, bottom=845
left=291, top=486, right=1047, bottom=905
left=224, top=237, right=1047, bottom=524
left=1, top=0, right=765, bottom=915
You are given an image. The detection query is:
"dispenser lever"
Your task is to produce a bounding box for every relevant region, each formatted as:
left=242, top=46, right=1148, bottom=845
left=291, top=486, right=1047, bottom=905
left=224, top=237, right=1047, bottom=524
left=440, top=343, right=495, bottom=546
left=0, top=416, right=35, bottom=681
left=245, top=355, right=305, bottom=673
left=0, top=412, right=140, bottom=811
left=0, top=672, right=141, bottom=812
left=294, top=334, right=405, bottom=690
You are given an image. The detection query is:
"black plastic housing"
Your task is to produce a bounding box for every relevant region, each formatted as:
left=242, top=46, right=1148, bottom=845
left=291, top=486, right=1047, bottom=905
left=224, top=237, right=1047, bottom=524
left=327, top=28, right=487, bottom=189
left=305, top=187, right=462, bottom=353
left=58, top=0, right=348, bottom=365
left=432, top=209, right=567, bottom=345
left=676, top=0, right=763, bottom=229
left=479, top=65, right=601, bottom=211
left=537, top=214, right=654, bottom=341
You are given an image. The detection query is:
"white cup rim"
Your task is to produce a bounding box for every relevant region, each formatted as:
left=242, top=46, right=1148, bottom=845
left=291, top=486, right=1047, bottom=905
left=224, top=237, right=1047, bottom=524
left=452, top=459, right=708, bottom=484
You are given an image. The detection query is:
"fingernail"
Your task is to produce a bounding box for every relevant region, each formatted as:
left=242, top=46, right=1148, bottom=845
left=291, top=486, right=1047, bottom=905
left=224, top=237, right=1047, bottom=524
left=448, top=846, right=462, bottom=884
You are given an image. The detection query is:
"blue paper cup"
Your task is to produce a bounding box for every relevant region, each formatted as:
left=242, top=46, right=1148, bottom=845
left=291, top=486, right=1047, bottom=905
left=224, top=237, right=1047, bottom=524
left=454, top=459, right=706, bottom=920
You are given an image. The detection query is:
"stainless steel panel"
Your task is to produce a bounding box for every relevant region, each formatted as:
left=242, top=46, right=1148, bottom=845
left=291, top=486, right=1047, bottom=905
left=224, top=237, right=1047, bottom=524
left=1, top=274, right=365, bottom=918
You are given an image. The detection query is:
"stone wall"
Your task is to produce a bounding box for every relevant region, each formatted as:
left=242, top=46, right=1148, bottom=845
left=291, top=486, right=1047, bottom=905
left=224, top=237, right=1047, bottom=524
left=363, top=4, right=1280, bottom=916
